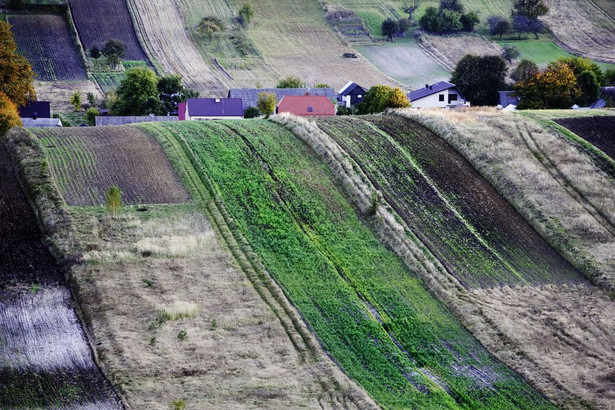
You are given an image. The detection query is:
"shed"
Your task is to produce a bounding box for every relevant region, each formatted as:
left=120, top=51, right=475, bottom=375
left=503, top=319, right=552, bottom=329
left=337, top=81, right=366, bottom=108
left=407, top=82, right=467, bottom=108
left=185, top=98, right=244, bottom=120
left=228, top=88, right=336, bottom=111
left=277, top=94, right=336, bottom=116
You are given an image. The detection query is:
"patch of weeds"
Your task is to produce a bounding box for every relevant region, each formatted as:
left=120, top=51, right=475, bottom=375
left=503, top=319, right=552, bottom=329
left=170, top=399, right=186, bottom=410
left=149, top=337, right=157, bottom=345
left=142, top=277, right=154, bottom=288
left=210, top=317, right=217, bottom=331
left=177, top=330, right=187, bottom=341
left=29, top=283, right=41, bottom=295
left=149, top=311, right=171, bottom=330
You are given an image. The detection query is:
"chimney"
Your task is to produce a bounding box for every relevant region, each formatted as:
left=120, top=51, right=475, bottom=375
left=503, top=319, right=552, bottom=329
left=305, top=92, right=310, bottom=96
left=425, top=84, right=429, bottom=88
left=429, top=86, right=432, bottom=90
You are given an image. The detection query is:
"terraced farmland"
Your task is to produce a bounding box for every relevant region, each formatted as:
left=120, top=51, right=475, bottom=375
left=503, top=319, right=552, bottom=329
left=316, top=115, right=585, bottom=288
left=7, top=14, right=86, bottom=81
left=554, top=116, right=615, bottom=160
left=30, top=127, right=190, bottom=205
left=144, top=119, right=552, bottom=409
left=68, top=0, right=149, bottom=61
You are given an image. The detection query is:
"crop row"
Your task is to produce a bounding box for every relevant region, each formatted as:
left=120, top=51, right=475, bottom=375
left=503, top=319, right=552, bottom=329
left=316, top=115, right=584, bottom=289
left=149, top=119, right=553, bottom=409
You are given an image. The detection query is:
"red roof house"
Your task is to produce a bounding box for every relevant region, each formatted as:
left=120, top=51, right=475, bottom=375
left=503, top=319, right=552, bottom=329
left=277, top=94, right=335, bottom=116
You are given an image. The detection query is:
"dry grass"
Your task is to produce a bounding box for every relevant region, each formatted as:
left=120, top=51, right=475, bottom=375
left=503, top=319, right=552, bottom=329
left=34, top=80, right=104, bottom=112
left=65, top=205, right=371, bottom=409
left=542, top=0, right=615, bottom=64
left=128, top=0, right=229, bottom=95
left=398, top=108, right=615, bottom=292
left=417, top=34, right=503, bottom=72
left=470, top=284, right=615, bottom=408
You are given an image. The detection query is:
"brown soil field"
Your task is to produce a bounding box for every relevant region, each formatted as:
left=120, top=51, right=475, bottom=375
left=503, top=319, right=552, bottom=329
left=469, top=284, right=615, bottom=408
left=543, top=0, right=615, bottom=64
left=30, top=127, right=190, bottom=206
left=128, top=0, right=229, bottom=95
left=68, top=0, right=150, bottom=61
left=7, top=14, right=87, bottom=81
left=555, top=116, right=615, bottom=160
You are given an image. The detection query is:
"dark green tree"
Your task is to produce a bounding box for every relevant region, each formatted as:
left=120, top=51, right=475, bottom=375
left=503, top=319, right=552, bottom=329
left=381, top=18, right=399, bottom=41
left=512, top=0, right=548, bottom=20
left=102, top=40, right=126, bottom=59
left=440, top=0, right=464, bottom=13
left=604, top=69, right=615, bottom=86
left=460, top=12, right=479, bottom=32
left=244, top=106, right=261, bottom=118
left=90, top=46, right=101, bottom=60
left=511, top=59, right=539, bottom=82
left=451, top=54, right=508, bottom=106
left=157, top=74, right=199, bottom=114
left=576, top=70, right=600, bottom=106
left=112, top=67, right=161, bottom=115
left=488, top=16, right=511, bottom=39
left=502, top=45, right=519, bottom=63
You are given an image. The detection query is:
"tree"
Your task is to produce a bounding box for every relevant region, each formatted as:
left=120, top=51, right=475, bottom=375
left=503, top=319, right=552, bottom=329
left=277, top=76, right=304, bottom=88
left=196, top=16, right=224, bottom=41
left=315, top=82, right=330, bottom=88
left=402, top=0, right=423, bottom=22
left=85, top=107, right=100, bottom=126
left=604, top=69, right=615, bottom=86
left=512, top=0, right=548, bottom=20
left=397, top=18, right=411, bottom=37
left=488, top=16, right=511, bottom=39
left=8, top=0, right=24, bottom=10
left=381, top=18, right=399, bottom=41
left=90, top=46, right=101, bottom=61
left=419, top=7, right=463, bottom=32
left=0, top=91, right=22, bottom=134
left=238, top=2, right=254, bottom=26
left=460, top=12, right=479, bottom=32
left=0, top=22, right=36, bottom=108
left=576, top=70, right=600, bottom=106
left=86, top=92, right=97, bottom=106
left=440, top=0, right=464, bottom=13
left=244, top=106, right=261, bottom=118
left=102, top=39, right=126, bottom=68
left=451, top=54, right=508, bottom=106
left=71, top=92, right=82, bottom=111
left=105, top=186, right=122, bottom=213
left=514, top=61, right=580, bottom=109
left=501, top=45, right=519, bottom=63
left=257, top=92, right=276, bottom=118
left=558, top=57, right=604, bottom=86
left=157, top=74, right=198, bottom=114
left=511, top=59, right=539, bottom=82
left=357, top=85, right=410, bottom=114
left=112, top=67, right=161, bottom=115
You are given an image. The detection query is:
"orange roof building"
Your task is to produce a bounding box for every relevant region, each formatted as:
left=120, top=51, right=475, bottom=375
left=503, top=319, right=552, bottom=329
left=277, top=93, right=335, bottom=116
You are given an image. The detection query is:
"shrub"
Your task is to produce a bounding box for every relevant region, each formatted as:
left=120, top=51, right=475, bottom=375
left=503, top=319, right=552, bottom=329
left=177, top=330, right=187, bottom=340
left=70, top=92, right=82, bottom=111
left=257, top=92, right=276, bottom=117
left=85, top=107, right=100, bottom=126
left=244, top=106, right=261, bottom=118
left=277, top=76, right=304, bottom=88
left=238, top=2, right=254, bottom=26
left=105, top=185, right=122, bottom=213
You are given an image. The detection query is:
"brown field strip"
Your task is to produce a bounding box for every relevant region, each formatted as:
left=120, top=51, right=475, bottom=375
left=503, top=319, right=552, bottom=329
left=554, top=116, right=615, bottom=161
left=31, top=127, right=190, bottom=206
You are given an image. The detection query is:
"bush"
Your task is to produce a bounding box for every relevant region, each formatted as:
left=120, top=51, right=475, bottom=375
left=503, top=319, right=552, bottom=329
left=105, top=185, right=122, bottom=213
left=70, top=92, right=82, bottom=111
left=257, top=92, right=276, bottom=117
left=277, top=76, right=304, bottom=88
left=0, top=91, right=22, bottom=134
left=85, top=107, right=100, bottom=126
left=488, top=16, right=511, bottom=39
left=460, top=12, right=479, bottom=32
left=244, top=106, right=261, bottom=118
left=419, top=7, right=463, bottom=32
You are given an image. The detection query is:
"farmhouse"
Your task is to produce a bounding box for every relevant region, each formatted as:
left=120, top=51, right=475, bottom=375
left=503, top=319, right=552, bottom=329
left=407, top=82, right=467, bottom=108
left=277, top=93, right=336, bottom=116
left=337, top=81, right=366, bottom=107
left=18, top=101, right=51, bottom=119
left=182, top=98, right=244, bottom=120
left=228, top=88, right=336, bottom=111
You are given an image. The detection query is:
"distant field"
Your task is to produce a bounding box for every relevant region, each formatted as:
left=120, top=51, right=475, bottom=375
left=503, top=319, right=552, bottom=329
left=555, top=116, right=615, bottom=160
left=7, top=14, right=86, bottom=81
left=359, top=41, right=450, bottom=88
left=69, top=0, right=149, bottom=61
left=32, top=127, right=190, bottom=205
left=419, top=34, right=503, bottom=71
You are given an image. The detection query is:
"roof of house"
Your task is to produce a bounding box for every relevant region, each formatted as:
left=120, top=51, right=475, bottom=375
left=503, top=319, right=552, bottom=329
left=338, top=81, right=365, bottom=96
left=600, top=87, right=615, bottom=99
left=278, top=95, right=335, bottom=116
left=408, top=81, right=458, bottom=101
left=21, top=118, right=61, bottom=128
left=18, top=101, right=51, bottom=119
left=228, top=88, right=336, bottom=110
left=95, top=116, right=178, bottom=126
left=498, top=91, right=519, bottom=107
left=590, top=99, right=607, bottom=109
left=187, top=98, right=244, bottom=117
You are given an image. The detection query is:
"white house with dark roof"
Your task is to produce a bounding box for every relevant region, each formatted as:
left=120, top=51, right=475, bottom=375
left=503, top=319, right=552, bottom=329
left=407, top=81, right=467, bottom=108
left=337, top=81, right=366, bottom=107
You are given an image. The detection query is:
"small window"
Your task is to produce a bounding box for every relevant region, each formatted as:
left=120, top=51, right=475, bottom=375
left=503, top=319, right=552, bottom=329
left=448, top=93, right=458, bottom=103
left=357, top=95, right=362, bottom=98
left=439, top=94, right=444, bottom=102
left=307, top=106, right=313, bottom=112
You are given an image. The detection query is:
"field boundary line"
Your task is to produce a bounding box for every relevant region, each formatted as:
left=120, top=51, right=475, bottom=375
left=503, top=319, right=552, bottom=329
left=142, top=123, right=377, bottom=409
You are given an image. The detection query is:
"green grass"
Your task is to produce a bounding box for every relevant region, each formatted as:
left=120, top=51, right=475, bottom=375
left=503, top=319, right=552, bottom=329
left=91, top=72, right=124, bottom=92
left=142, top=119, right=553, bottom=409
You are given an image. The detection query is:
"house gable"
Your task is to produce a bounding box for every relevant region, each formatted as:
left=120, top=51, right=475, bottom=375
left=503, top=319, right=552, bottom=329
left=277, top=95, right=335, bottom=116
left=408, top=82, right=466, bottom=108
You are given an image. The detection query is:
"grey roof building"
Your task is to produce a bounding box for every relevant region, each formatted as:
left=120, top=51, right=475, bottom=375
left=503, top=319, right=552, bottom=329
left=95, top=116, right=178, bottom=126
left=228, top=88, right=336, bottom=111
left=21, top=118, right=62, bottom=128
left=498, top=91, right=520, bottom=108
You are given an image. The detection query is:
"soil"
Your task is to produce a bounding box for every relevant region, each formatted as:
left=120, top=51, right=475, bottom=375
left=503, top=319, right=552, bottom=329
left=554, top=116, right=615, bottom=160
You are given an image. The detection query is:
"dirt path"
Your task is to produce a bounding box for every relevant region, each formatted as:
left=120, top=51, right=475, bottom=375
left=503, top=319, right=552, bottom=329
left=0, top=142, right=121, bottom=408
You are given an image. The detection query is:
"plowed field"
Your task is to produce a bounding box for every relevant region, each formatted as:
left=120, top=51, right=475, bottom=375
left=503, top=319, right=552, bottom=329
left=7, top=14, right=86, bottom=81
left=30, top=127, right=190, bottom=205
left=316, top=115, right=585, bottom=288
left=555, top=116, right=615, bottom=160
left=68, top=0, right=149, bottom=61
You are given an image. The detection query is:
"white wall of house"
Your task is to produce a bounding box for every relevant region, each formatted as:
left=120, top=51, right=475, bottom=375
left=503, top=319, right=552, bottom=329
left=411, top=88, right=466, bottom=108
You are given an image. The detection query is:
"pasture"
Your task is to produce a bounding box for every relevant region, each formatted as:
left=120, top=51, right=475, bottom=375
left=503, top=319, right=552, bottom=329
left=144, top=119, right=553, bottom=409
left=7, top=14, right=86, bottom=81
left=69, top=0, right=149, bottom=61
left=31, top=127, right=190, bottom=205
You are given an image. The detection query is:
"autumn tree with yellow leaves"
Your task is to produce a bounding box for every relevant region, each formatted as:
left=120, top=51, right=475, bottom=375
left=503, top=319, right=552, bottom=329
left=514, top=61, right=580, bottom=109
left=357, top=85, right=410, bottom=114
left=0, top=21, right=35, bottom=110
left=0, top=92, right=22, bottom=134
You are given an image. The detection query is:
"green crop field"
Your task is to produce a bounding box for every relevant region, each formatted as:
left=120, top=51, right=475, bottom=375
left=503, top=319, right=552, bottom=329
left=142, top=119, right=552, bottom=409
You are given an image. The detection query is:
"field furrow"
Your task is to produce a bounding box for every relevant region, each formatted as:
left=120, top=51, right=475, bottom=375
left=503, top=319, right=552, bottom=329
left=148, top=119, right=553, bottom=409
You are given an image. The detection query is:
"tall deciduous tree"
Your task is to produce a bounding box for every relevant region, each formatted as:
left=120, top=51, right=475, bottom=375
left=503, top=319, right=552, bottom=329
left=157, top=74, right=198, bottom=114
left=112, top=67, right=161, bottom=115
left=402, top=0, right=422, bottom=22
left=381, top=18, right=399, bottom=41
left=488, top=16, right=511, bottom=39
left=512, top=0, right=548, bottom=20
left=0, top=22, right=35, bottom=108
left=511, top=59, right=539, bottom=82
left=451, top=54, right=507, bottom=106
left=514, top=61, right=580, bottom=109
left=0, top=91, right=22, bottom=133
